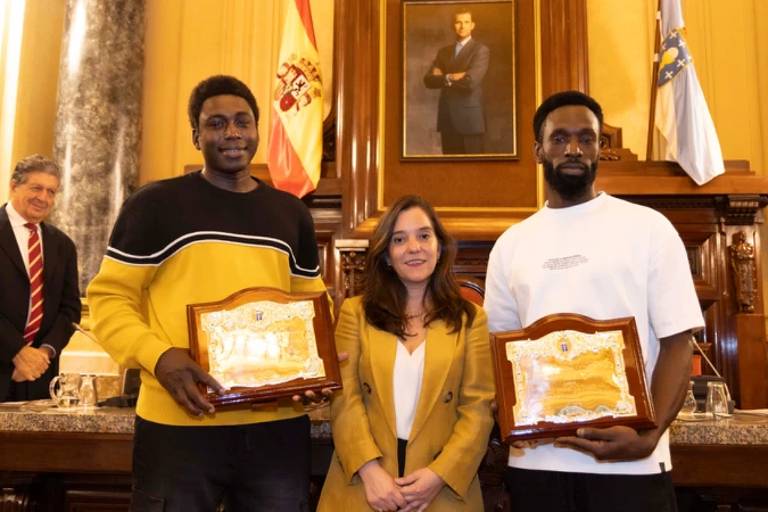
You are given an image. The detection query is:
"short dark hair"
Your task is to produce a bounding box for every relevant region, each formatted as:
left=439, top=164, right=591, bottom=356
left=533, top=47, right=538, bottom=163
left=187, top=75, right=259, bottom=132
left=11, top=154, right=61, bottom=185
left=362, top=195, right=476, bottom=338
left=533, top=90, right=603, bottom=142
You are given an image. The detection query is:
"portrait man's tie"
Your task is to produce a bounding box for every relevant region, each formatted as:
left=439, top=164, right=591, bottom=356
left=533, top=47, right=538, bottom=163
left=454, top=42, right=463, bottom=57
left=23, top=223, right=44, bottom=344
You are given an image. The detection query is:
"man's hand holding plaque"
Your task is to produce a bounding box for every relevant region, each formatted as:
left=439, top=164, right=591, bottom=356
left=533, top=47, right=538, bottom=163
left=490, top=313, right=656, bottom=443
left=155, top=347, right=226, bottom=416
left=187, top=287, right=341, bottom=408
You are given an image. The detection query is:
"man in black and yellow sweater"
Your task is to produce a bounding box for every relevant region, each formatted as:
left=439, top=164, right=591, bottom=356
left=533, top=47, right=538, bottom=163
left=87, top=75, right=327, bottom=511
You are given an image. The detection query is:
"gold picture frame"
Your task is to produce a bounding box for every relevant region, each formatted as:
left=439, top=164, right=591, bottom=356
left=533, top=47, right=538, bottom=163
left=187, top=287, right=341, bottom=407
left=402, top=0, right=517, bottom=160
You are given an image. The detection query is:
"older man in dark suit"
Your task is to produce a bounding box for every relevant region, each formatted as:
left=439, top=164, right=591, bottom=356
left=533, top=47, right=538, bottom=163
left=424, top=9, right=490, bottom=154
left=0, top=154, right=80, bottom=402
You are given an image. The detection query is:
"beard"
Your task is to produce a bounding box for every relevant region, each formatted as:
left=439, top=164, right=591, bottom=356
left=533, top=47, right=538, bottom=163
left=543, top=159, right=597, bottom=200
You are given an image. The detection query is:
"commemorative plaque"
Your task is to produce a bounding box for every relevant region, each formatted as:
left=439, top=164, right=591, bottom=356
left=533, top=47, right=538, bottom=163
left=490, top=314, right=656, bottom=441
left=187, top=287, right=341, bottom=407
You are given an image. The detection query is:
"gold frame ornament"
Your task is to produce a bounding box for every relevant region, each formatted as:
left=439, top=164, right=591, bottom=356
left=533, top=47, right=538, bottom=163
left=490, top=314, right=656, bottom=441
left=187, top=287, right=341, bottom=407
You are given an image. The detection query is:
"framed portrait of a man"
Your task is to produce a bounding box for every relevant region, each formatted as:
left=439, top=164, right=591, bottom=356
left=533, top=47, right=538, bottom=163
left=403, top=0, right=517, bottom=160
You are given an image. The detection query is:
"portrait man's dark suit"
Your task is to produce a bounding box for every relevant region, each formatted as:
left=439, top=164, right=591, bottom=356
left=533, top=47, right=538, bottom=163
left=423, top=37, right=490, bottom=154
left=0, top=202, right=80, bottom=401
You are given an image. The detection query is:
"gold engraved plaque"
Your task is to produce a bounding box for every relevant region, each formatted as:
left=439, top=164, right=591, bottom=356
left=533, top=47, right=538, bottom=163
left=187, top=287, right=341, bottom=407
left=491, top=314, right=656, bottom=441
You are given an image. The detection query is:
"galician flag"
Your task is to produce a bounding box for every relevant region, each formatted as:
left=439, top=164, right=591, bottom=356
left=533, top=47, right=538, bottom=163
left=267, top=0, right=323, bottom=198
left=654, top=0, right=724, bottom=185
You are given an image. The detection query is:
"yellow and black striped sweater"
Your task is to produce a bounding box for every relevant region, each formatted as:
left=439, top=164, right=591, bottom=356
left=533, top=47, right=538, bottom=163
left=87, top=171, right=328, bottom=426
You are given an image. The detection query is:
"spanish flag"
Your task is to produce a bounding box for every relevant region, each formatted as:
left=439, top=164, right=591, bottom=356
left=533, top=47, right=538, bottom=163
left=267, top=0, right=323, bottom=198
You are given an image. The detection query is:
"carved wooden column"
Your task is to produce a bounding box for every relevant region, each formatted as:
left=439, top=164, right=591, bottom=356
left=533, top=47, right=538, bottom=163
left=540, top=0, right=590, bottom=96
left=336, top=0, right=380, bottom=235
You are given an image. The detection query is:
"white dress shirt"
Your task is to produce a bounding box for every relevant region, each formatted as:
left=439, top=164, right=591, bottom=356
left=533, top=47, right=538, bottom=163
left=393, top=339, right=426, bottom=440
left=5, top=201, right=43, bottom=275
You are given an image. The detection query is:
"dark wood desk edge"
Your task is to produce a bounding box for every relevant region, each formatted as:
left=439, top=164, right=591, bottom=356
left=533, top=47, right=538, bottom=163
left=672, top=443, right=768, bottom=488
left=2, top=428, right=767, bottom=490
left=0, top=431, right=133, bottom=473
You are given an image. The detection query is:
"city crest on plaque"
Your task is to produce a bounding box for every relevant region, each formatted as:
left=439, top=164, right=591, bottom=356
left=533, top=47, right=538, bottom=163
left=187, top=288, right=340, bottom=407
left=490, top=314, right=656, bottom=441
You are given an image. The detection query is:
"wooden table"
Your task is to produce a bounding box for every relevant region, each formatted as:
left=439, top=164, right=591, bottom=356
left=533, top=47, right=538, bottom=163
left=2, top=405, right=767, bottom=511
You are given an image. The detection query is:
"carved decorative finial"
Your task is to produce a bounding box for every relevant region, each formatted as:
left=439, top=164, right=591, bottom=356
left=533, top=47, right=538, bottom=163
left=341, top=251, right=367, bottom=297
left=729, top=231, right=757, bottom=313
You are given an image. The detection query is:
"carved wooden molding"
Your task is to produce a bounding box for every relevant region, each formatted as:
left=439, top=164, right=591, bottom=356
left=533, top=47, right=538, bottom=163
left=716, top=195, right=768, bottom=225
left=335, top=239, right=369, bottom=298
left=614, top=195, right=768, bottom=228
left=729, top=231, right=758, bottom=313
left=599, top=123, right=638, bottom=161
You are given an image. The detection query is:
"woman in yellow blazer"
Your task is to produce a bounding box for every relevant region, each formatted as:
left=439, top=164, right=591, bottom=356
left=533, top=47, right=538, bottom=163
left=318, top=195, right=495, bottom=512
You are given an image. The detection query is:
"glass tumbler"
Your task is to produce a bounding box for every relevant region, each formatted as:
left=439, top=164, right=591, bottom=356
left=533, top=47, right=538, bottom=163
left=706, top=381, right=731, bottom=419
left=79, top=374, right=97, bottom=409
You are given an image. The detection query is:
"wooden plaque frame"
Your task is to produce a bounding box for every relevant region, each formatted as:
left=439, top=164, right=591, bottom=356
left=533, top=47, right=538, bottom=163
left=490, top=313, right=656, bottom=441
left=187, top=287, right=341, bottom=407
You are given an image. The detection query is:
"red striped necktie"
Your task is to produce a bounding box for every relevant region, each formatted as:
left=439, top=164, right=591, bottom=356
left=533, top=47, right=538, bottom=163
left=23, top=223, right=44, bottom=344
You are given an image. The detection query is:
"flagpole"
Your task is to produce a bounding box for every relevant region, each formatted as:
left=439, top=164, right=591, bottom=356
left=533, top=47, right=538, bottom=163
left=646, top=0, right=662, bottom=161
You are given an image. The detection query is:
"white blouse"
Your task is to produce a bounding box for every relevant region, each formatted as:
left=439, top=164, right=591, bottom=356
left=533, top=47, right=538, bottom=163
left=393, top=339, right=426, bottom=440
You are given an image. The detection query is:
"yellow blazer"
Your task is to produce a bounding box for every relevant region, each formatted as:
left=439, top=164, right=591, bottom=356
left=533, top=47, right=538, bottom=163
left=318, top=296, right=495, bottom=512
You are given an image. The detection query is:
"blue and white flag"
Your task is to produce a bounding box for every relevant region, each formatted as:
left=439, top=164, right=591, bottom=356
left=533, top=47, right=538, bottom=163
left=654, top=0, right=724, bottom=185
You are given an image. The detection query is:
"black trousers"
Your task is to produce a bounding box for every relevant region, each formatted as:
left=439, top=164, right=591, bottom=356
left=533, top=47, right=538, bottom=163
left=505, top=467, right=678, bottom=512
left=131, top=415, right=310, bottom=512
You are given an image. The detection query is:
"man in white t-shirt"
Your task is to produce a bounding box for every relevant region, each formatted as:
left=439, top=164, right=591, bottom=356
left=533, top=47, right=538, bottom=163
left=484, top=90, right=704, bottom=512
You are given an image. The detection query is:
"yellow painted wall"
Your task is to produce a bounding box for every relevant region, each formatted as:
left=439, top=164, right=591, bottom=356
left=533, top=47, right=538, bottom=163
left=2, top=1, right=765, bottom=189
left=586, top=2, right=656, bottom=160
left=587, top=0, right=768, bottom=174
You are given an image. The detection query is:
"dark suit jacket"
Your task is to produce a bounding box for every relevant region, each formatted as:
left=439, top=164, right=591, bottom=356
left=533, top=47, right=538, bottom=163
left=0, top=204, right=80, bottom=401
left=423, top=38, right=490, bottom=135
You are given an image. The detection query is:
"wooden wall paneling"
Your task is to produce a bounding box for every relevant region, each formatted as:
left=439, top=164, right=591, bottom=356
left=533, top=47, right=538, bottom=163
left=734, top=314, right=768, bottom=408
left=309, top=205, right=342, bottom=288
left=697, top=304, right=718, bottom=370
left=539, top=0, right=589, bottom=96
left=380, top=1, right=537, bottom=219
left=722, top=225, right=768, bottom=408
left=454, top=241, right=494, bottom=282
left=336, top=0, right=589, bottom=240
left=336, top=0, right=381, bottom=236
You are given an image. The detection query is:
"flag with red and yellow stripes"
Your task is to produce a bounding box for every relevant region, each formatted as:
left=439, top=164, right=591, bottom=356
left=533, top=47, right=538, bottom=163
left=267, top=0, right=323, bottom=198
